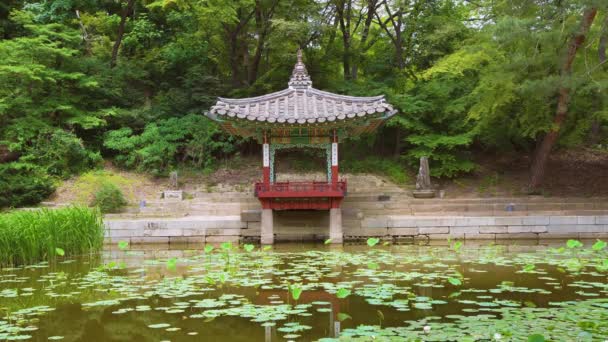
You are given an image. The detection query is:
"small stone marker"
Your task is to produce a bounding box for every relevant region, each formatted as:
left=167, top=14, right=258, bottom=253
left=169, top=171, right=178, bottom=189
left=413, top=156, right=436, bottom=198
left=163, top=171, right=183, bottom=200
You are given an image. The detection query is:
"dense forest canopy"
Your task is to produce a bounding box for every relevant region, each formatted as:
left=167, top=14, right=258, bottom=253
left=0, top=0, right=607, bottom=207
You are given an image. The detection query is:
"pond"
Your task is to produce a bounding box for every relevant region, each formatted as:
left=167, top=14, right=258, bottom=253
left=1, top=240, right=607, bottom=341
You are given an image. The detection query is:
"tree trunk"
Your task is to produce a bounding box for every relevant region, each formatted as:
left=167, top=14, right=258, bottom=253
left=110, top=0, right=136, bottom=69
left=351, top=0, right=377, bottom=80
left=0, top=145, right=20, bottom=163
left=589, top=13, right=608, bottom=145
left=394, top=128, right=401, bottom=157
left=337, top=0, right=352, bottom=80
left=528, top=7, right=598, bottom=193
left=248, top=0, right=277, bottom=85
left=229, top=32, right=240, bottom=87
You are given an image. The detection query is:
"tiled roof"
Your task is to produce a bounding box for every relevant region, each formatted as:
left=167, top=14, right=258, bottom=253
left=207, top=50, right=396, bottom=125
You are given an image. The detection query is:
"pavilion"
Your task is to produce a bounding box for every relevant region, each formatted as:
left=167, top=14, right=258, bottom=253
left=206, top=50, right=396, bottom=244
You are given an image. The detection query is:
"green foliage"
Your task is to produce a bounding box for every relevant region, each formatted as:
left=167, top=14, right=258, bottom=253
left=104, top=114, right=236, bottom=176
left=342, top=157, right=409, bottom=184
left=391, top=74, right=477, bottom=178
left=288, top=283, right=303, bottom=301
left=366, top=237, right=380, bottom=247
left=91, top=182, right=128, bottom=213
left=0, top=0, right=606, bottom=195
left=68, top=170, right=140, bottom=204
left=336, top=288, right=351, bottom=299
left=566, top=239, right=584, bottom=249
left=118, top=240, right=129, bottom=250
left=0, top=206, right=105, bottom=266
left=20, top=130, right=102, bottom=178
left=592, top=240, right=607, bottom=251
left=448, top=277, right=462, bottom=286
left=0, top=163, right=56, bottom=208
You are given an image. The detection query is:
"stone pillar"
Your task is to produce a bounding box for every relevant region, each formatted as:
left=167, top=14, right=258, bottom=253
left=261, top=209, right=274, bottom=244
left=329, top=208, right=343, bottom=243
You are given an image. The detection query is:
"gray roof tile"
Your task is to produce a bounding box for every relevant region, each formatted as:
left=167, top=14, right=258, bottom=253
left=207, top=50, right=396, bottom=124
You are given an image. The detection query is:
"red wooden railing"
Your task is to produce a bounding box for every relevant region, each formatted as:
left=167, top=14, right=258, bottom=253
left=254, top=181, right=347, bottom=198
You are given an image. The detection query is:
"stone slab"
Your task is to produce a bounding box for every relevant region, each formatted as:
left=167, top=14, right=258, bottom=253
left=107, top=229, right=143, bottom=238
left=241, top=210, right=261, bottom=222
left=479, top=226, right=508, bottom=234
left=539, top=233, right=578, bottom=239
left=388, top=217, right=417, bottom=227
left=247, top=221, right=261, bottom=229
left=464, top=233, right=495, bottom=240
left=362, top=217, right=388, bottom=228
left=414, top=218, right=455, bottom=227
left=130, top=236, right=170, bottom=244
left=344, top=228, right=388, bottom=237
left=206, top=228, right=242, bottom=236
left=577, top=216, right=596, bottom=224
left=449, top=226, right=479, bottom=235
left=205, top=236, right=240, bottom=243
left=549, top=216, right=578, bottom=225
left=428, top=233, right=461, bottom=240
left=496, top=233, right=538, bottom=240
left=163, top=190, right=183, bottom=200
left=522, top=217, right=550, bottom=225
left=495, top=217, right=524, bottom=225
left=579, top=232, right=608, bottom=238
left=453, top=217, right=495, bottom=226
left=145, top=227, right=183, bottom=237
left=596, top=216, right=608, bottom=224
left=169, top=236, right=206, bottom=244
left=419, top=227, right=449, bottom=234
left=507, top=225, right=547, bottom=233
left=387, top=228, right=418, bottom=236
left=241, top=229, right=261, bottom=237
left=548, top=224, right=608, bottom=233
left=182, top=228, right=206, bottom=236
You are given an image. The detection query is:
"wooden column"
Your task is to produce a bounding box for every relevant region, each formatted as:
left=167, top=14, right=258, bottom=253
left=262, top=133, right=270, bottom=185
left=331, top=130, right=339, bottom=185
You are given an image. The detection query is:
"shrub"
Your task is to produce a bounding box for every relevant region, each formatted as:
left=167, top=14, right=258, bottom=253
left=103, top=114, right=237, bottom=176
left=0, top=163, right=56, bottom=208
left=91, top=183, right=128, bottom=213
left=342, top=157, right=409, bottom=185
left=0, top=206, right=105, bottom=266
left=20, top=130, right=102, bottom=179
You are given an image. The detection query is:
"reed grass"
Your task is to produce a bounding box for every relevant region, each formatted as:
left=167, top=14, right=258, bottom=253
left=0, top=206, right=105, bottom=266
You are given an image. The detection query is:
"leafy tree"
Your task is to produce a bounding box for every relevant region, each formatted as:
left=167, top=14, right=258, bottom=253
left=103, top=114, right=238, bottom=175
left=0, top=163, right=55, bottom=208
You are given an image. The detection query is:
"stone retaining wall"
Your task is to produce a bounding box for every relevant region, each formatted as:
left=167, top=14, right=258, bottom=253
left=105, top=213, right=608, bottom=244
left=104, top=216, right=245, bottom=244
left=356, top=215, right=608, bottom=240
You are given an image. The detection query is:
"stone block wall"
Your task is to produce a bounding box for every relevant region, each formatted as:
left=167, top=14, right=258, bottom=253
left=353, top=215, right=608, bottom=240
left=105, top=216, right=245, bottom=244
left=105, top=213, right=608, bottom=244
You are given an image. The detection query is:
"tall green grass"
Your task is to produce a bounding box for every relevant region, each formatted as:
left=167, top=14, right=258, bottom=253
left=0, top=206, right=105, bottom=266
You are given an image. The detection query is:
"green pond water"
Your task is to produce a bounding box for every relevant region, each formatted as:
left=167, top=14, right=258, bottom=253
left=1, top=240, right=607, bottom=341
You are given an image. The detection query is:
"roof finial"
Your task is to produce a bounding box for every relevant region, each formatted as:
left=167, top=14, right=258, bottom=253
left=289, top=48, right=313, bottom=89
